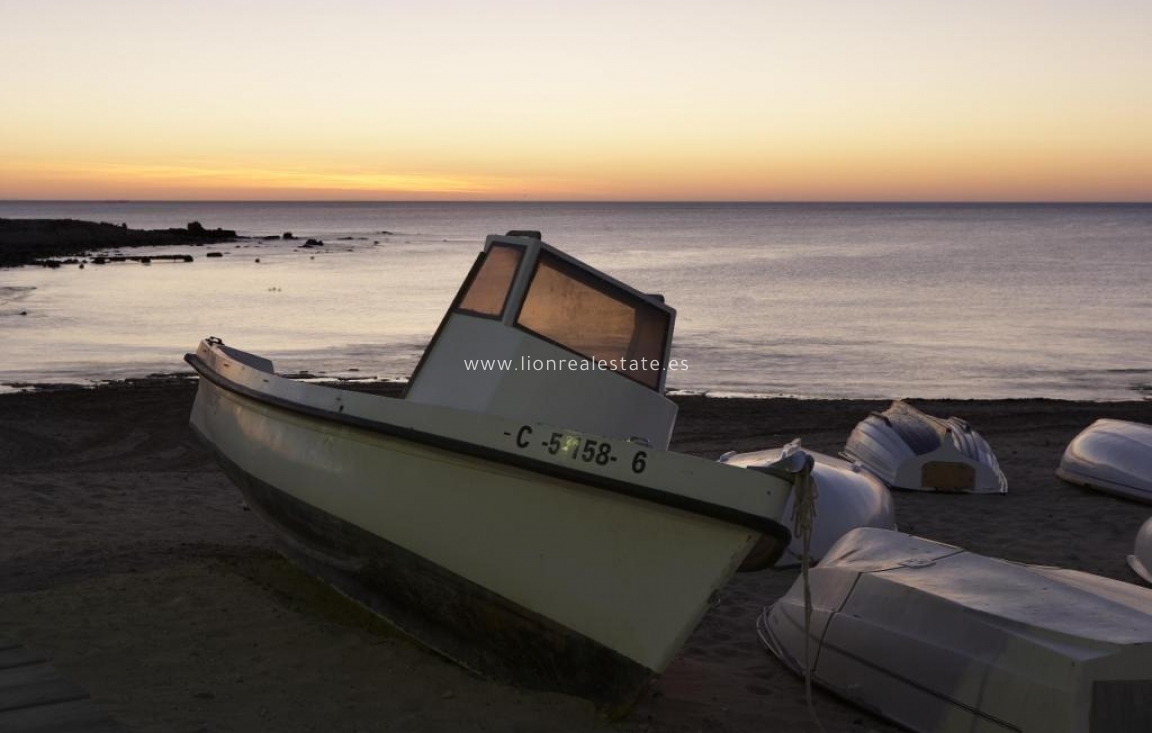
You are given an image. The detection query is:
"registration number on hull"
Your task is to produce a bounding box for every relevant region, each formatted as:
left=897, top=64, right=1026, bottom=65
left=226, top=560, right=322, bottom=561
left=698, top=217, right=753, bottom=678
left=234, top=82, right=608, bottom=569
left=508, top=425, right=647, bottom=474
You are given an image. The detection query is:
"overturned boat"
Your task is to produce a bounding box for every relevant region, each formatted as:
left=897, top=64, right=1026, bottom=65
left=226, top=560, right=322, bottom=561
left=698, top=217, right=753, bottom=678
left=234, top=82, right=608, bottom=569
left=759, top=527, right=1152, bottom=733
left=186, top=231, right=800, bottom=712
left=1057, top=419, right=1152, bottom=503
left=842, top=400, right=1007, bottom=493
left=719, top=442, right=895, bottom=566
left=1131, top=517, right=1152, bottom=585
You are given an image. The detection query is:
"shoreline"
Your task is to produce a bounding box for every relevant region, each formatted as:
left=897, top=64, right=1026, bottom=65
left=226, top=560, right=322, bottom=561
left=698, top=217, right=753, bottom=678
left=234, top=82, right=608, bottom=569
left=3, top=370, right=1149, bottom=405
left=2, top=380, right=1151, bottom=731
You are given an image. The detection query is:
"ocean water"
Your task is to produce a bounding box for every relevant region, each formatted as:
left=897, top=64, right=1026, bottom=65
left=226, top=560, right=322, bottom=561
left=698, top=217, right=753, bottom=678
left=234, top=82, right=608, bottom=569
left=1, top=201, right=1150, bottom=400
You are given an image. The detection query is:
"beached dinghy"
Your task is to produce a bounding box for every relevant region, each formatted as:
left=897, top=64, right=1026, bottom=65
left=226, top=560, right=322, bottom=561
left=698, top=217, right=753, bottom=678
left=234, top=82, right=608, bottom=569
left=758, top=527, right=1152, bottom=733
left=186, top=231, right=800, bottom=712
left=1057, top=419, right=1152, bottom=503
left=842, top=400, right=1007, bottom=493
left=1130, top=517, right=1152, bottom=584
left=719, top=441, right=895, bottom=566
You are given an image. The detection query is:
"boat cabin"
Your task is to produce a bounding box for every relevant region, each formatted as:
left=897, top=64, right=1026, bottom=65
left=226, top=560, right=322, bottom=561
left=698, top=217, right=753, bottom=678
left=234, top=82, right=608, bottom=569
left=405, top=232, right=679, bottom=450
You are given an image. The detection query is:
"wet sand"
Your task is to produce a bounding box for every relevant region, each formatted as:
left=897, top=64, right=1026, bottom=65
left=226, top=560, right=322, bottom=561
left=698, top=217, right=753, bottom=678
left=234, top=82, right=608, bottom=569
left=1, top=379, right=1150, bottom=732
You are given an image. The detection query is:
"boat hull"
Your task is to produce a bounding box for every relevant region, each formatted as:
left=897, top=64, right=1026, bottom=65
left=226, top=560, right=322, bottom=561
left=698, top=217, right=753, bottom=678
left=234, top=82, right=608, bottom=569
left=720, top=446, right=895, bottom=566
left=196, top=431, right=652, bottom=708
left=1130, top=516, right=1152, bottom=585
left=1057, top=419, right=1152, bottom=503
left=187, top=340, right=793, bottom=711
left=843, top=401, right=1007, bottom=493
left=759, top=528, right=1152, bottom=733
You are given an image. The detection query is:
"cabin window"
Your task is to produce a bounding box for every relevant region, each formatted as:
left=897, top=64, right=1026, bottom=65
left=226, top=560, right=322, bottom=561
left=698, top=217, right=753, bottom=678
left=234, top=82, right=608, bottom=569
left=457, top=244, right=524, bottom=317
left=516, top=251, right=670, bottom=389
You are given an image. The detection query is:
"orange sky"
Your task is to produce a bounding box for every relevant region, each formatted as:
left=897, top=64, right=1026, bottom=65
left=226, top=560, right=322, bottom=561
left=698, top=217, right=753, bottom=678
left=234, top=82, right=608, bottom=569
left=2, top=0, right=1150, bottom=201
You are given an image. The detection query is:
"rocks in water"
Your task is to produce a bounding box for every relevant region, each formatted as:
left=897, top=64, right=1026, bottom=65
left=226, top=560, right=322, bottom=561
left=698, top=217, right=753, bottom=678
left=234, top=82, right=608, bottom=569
left=84, top=254, right=194, bottom=265
left=207, top=252, right=224, bottom=258
left=172, top=221, right=237, bottom=242
left=300, top=238, right=325, bottom=248
left=0, top=218, right=238, bottom=268
left=283, top=232, right=296, bottom=240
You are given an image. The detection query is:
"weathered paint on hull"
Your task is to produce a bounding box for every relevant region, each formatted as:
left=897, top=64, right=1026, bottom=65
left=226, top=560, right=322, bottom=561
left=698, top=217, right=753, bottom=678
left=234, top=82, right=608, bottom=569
left=200, top=435, right=653, bottom=711
left=188, top=366, right=788, bottom=711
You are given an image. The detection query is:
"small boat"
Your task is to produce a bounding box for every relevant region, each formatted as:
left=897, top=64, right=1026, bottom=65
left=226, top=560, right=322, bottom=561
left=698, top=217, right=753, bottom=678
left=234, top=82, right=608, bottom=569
left=758, top=527, right=1152, bottom=733
left=842, top=400, right=1007, bottom=493
left=1057, top=419, right=1152, bottom=503
left=186, top=231, right=801, bottom=712
left=719, top=441, right=896, bottom=566
left=1131, top=516, right=1152, bottom=584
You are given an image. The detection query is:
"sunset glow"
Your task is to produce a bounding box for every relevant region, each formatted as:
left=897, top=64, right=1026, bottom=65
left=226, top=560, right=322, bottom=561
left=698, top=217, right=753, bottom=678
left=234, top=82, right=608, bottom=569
left=2, top=0, right=1150, bottom=201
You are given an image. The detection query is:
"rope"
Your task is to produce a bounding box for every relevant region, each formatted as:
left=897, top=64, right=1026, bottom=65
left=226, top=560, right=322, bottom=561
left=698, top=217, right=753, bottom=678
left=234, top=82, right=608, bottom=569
left=790, top=452, right=828, bottom=733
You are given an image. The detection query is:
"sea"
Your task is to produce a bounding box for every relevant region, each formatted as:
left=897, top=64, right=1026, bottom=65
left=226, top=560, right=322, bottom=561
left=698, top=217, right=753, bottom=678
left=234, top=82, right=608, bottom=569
left=1, top=201, right=1149, bottom=400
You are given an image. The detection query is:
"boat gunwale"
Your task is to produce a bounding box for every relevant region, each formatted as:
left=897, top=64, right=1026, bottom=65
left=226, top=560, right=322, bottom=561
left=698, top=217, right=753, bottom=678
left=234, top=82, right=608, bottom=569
left=185, top=350, right=792, bottom=543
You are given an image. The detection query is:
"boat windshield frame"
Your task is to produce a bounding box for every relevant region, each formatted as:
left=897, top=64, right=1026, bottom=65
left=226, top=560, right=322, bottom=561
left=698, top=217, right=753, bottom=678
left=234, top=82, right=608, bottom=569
left=454, top=242, right=526, bottom=321
left=416, top=234, right=676, bottom=393
left=509, top=248, right=673, bottom=391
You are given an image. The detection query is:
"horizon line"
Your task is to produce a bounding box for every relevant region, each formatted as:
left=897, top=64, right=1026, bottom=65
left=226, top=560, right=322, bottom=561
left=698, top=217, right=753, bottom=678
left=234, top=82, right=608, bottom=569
left=2, top=199, right=1151, bottom=206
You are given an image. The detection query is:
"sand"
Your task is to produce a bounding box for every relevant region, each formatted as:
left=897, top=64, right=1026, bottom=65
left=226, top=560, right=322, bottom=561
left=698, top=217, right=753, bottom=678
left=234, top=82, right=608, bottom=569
left=1, top=378, right=1150, bottom=732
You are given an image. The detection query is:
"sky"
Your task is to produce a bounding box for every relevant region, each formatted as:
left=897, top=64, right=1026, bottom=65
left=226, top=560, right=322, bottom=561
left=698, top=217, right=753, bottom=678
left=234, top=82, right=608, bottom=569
left=1, top=0, right=1150, bottom=201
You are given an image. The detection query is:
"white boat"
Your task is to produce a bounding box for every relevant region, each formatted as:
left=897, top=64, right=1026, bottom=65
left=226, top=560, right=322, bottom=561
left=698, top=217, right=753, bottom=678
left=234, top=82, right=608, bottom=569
left=1057, top=419, right=1152, bottom=503
left=186, top=231, right=801, bottom=712
left=1130, top=516, right=1152, bottom=585
left=758, top=527, right=1152, bottom=733
left=842, top=400, right=1007, bottom=493
left=719, top=442, right=896, bottom=566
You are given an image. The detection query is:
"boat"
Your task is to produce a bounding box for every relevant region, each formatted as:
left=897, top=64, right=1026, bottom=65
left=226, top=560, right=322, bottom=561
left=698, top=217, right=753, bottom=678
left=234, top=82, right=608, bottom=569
left=758, top=527, right=1152, bottom=733
left=1057, top=419, right=1152, bottom=503
left=719, top=441, right=896, bottom=566
left=185, top=231, right=802, bottom=712
left=842, top=400, right=1007, bottom=493
left=1130, top=517, right=1152, bottom=584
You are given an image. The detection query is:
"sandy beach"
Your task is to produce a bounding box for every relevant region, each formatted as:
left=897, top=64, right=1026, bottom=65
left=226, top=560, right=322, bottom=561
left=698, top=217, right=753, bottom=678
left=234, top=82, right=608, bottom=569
left=2, top=379, right=1150, bottom=732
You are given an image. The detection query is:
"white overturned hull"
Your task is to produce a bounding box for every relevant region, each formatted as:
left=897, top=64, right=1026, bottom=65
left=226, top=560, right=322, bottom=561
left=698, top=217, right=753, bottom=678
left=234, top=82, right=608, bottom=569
left=1057, top=419, right=1152, bottom=503
left=719, top=444, right=895, bottom=566
left=843, top=400, right=1007, bottom=493
left=759, top=528, right=1152, bottom=733
left=187, top=340, right=794, bottom=710
left=1131, top=517, right=1152, bottom=585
